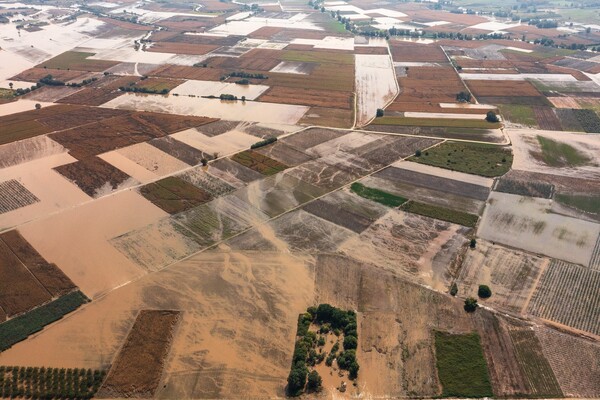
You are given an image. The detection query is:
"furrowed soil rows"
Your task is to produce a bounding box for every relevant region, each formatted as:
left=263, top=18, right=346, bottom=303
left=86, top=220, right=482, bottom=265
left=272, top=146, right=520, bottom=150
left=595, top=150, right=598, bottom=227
left=473, top=311, right=531, bottom=397
left=148, top=137, right=206, bottom=166
left=508, top=327, right=563, bottom=397
left=57, top=88, right=124, bottom=106
left=140, top=177, right=212, bottom=215
left=0, top=180, right=39, bottom=214
left=375, top=167, right=490, bottom=201
left=111, top=218, right=202, bottom=272
left=457, top=240, right=545, bottom=314
left=527, top=259, right=600, bottom=336
left=0, top=240, right=52, bottom=317
left=0, top=230, right=76, bottom=297
left=590, top=234, right=600, bottom=270
left=178, top=168, right=235, bottom=198
left=302, top=199, right=374, bottom=233
left=537, top=327, right=600, bottom=397
left=494, top=178, right=554, bottom=199
left=254, top=142, right=314, bottom=167
left=97, top=310, right=181, bottom=399
left=533, top=107, right=562, bottom=130
left=54, top=157, right=135, bottom=198
left=231, top=150, right=288, bottom=176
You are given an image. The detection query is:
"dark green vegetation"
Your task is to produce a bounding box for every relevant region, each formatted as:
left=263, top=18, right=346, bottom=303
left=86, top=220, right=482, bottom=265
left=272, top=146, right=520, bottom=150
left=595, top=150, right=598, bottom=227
left=119, top=86, right=169, bottom=95
left=434, top=331, right=493, bottom=398
left=536, top=136, right=591, bottom=168
left=509, top=329, right=563, bottom=397
left=572, top=109, right=600, bottom=133
left=350, top=182, right=407, bottom=207
left=401, top=201, right=479, bottom=227
left=250, top=137, right=277, bottom=149
left=231, top=150, right=288, bottom=176
left=486, top=111, right=500, bottom=123
left=410, top=142, right=512, bottom=177
left=555, top=193, right=600, bottom=214
left=0, top=291, right=88, bottom=351
left=478, top=285, right=492, bottom=299
left=464, top=297, right=478, bottom=312
left=140, top=176, right=212, bottom=214
left=287, top=304, right=358, bottom=396
left=0, top=366, right=106, bottom=399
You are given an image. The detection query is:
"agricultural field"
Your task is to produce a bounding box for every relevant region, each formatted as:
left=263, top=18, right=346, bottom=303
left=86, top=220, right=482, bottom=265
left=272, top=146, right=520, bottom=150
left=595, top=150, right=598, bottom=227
left=457, top=240, right=545, bottom=314
left=478, top=191, right=600, bottom=267
left=527, top=260, right=600, bottom=336
left=410, top=141, right=513, bottom=177
left=1, top=0, right=600, bottom=398
left=97, top=310, right=180, bottom=398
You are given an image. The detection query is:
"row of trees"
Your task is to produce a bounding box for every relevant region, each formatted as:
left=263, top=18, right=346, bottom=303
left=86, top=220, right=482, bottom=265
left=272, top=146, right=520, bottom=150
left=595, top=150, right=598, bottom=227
left=0, top=366, right=105, bottom=399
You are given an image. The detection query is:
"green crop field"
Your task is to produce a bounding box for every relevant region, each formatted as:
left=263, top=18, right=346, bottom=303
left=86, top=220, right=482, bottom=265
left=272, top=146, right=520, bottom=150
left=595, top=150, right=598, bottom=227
left=350, top=182, right=407, bottom=207
left=402, top=201, right=479, bottom=227
left=0, top=291, right=88, bottom=351
left=555, top=194, right=600, bottom=215
left=38, top=51, right=118, bottom=72
left=499, top=104, right=538, bottom=127
left=410, top=142, right=513, bottom=177
left=434, top=331, right=493, bottom=398
left=537, top=136, right=591, bottom=167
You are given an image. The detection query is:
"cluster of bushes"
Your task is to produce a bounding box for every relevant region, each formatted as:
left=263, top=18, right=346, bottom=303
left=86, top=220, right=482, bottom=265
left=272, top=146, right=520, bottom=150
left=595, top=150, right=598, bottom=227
left=119, top=86, right=169, bottom=95
left=527, top=19, right=558, bottom=29
left=287, top=304, right=359, bottom=396
left=250, top=137, right=277, bottom=149
left=0, top=366, right=105, bottom=399
left=0, top=291, right=89, bottom=351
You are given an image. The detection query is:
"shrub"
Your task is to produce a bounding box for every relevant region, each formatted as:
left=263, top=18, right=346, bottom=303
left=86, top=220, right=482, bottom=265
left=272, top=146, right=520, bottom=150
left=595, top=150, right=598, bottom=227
left=450, top=283, right=458, bottom=296
left=343, top=335, right=357, bottom=350
left=306, top=370, right=322, bottom=392
left=486, top=111, right=500, bottom=123
left=464, top=297, right=478, bottom=312
left=478, top=285, right=492, bottom=299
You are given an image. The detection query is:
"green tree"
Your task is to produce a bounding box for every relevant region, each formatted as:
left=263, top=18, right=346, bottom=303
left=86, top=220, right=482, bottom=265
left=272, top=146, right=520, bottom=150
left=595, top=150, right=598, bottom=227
left=376, top=108, right=384, bottom=117
left=486, top=111, right=499, bottom=123
left=464, top=297, right=478, bottom=312
left=343, top=335, right=357, bottom=350
left=450, top=283, right=458, bottom=296
left=35, top=103, right=41, bottom=110
left=306, top=370, right=322, bottom=392
left=470, top=238, right=477, bottom=248
left=478, top=285, right=492, bottom=299
left=287, top=363, right=307, bottom=396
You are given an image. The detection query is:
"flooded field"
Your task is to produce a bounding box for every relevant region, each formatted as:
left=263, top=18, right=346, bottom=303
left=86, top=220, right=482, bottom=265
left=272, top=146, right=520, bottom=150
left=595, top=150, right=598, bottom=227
left=355, top=54, right=398, bottom=127
left=102, top=93, right=309, bottom=125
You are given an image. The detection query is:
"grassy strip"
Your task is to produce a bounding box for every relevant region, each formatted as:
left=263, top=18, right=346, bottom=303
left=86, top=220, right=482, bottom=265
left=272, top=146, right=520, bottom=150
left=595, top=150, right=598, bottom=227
left=537, top=136, right=590, bottom=167
left=498, top=104, right=537, bottom=127
left=410, top=141, right=512, bottom=177
left=434, top=331, right=493, bottom=398
left=350, top=182, right=407, bottom=207
left=374, top=116, right=502, bottom=129
left=555, top=193, right=600, bottom=214
left=402, top=201, right=478, bottom=227
left=0, top=291, right=89, bottom=351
